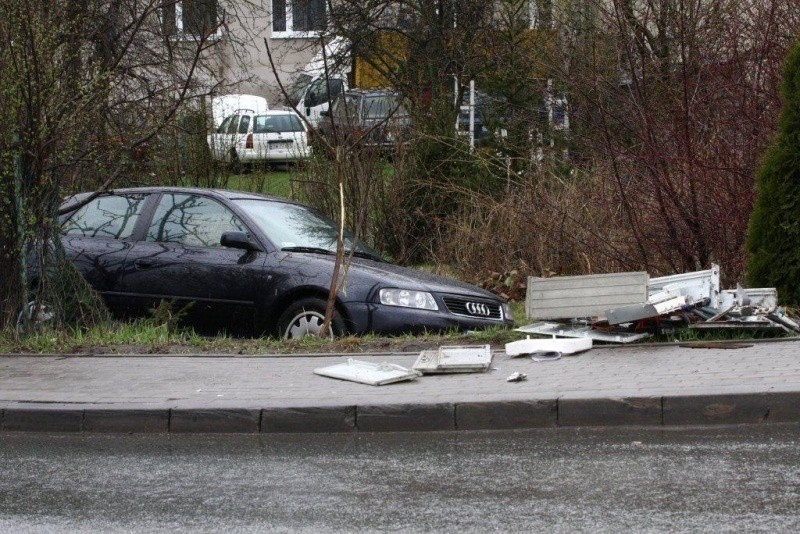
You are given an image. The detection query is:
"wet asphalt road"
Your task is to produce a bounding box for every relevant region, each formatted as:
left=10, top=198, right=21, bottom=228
left=1, top=425, right=799, bottom=533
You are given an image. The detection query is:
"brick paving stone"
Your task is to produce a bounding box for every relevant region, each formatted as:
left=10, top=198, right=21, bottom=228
left=0, top=340, right=799, bottom=432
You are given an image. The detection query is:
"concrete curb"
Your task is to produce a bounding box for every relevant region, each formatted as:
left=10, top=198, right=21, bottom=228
left=2, top=391, right=798, bottom=434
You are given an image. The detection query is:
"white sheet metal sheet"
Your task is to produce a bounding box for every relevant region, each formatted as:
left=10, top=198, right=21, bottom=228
left=515, top=322, right=651, bottom=344
left=413, top=344, right=493, bottom=374
left=526, top=272, right=649, bottom=320
left=648, top=264, right=721, bottom=308
left=314, top=359, right=421, bottom=386
left=718, top=287, right=778, bottom=312
left=505, top=337, right=592, bottom=357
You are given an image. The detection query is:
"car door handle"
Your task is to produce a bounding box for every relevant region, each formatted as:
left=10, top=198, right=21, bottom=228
left=134, top=259, right=154, bottom=269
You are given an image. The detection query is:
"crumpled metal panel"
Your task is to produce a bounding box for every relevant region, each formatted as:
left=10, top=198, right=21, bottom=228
left=718, top=287, right=778, bottom=312
left=515, top=322, right=650, bottom=344
left=526, top=272, right=648, bottom=320
left=413, top=344, right=492, bottom=374
left=605, top=295, right=687, bottom=325
left=648, top=264, right=721, bottom=308
left=314, top=359, right=421, bottom=386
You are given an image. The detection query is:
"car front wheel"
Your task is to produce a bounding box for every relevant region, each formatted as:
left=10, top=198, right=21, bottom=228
left=277, top=297, right=346, bottom=340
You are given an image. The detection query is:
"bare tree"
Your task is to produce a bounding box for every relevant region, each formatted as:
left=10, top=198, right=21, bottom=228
left=0, top=0, right=245, bottom=332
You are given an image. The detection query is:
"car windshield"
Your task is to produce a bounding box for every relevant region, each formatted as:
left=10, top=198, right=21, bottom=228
left=233, top=199, right=381, bottom=259
left=288, top=73, right=312, bottom=105
left=253, top=114, right=304, bottom=133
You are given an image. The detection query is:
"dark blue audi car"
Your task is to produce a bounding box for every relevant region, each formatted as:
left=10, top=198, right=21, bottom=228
left=58, top=187, right=513, bottom=339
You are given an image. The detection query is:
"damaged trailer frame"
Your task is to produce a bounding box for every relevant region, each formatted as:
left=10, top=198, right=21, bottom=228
left=521, top=264, right=799, bottom=342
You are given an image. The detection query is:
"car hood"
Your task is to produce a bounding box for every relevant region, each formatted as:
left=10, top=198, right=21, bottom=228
left=278, top=252, right=502, bottom=302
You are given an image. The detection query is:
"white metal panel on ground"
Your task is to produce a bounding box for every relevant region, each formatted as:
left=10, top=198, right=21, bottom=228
left=526, top=272, right=648, bottom=320
left=648, top=264, right=721, bottom=308
left=505, top=337, right=592, bottom=357
left=605, top=295, right=687, bottom=325
left=314, top=359, right=421, bottom=386
left=515, top=322, right=651, bottom=343
left=412, top=345, right=493, bottom=374
left=718, top=287, right=778, bottom=312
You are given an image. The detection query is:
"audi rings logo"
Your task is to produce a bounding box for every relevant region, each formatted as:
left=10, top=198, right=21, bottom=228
left=466, top=302, right=491, bottom=316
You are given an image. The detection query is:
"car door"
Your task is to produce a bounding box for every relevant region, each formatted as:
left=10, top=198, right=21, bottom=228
left=118, top=192, right=270, bottom=333
left=60, top=193, right=150, bottom=314
left=208, top=114, right=243, bottom=161
left=303, top=77, right=344, bottom=126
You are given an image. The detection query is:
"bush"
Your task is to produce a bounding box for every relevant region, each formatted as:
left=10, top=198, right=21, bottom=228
left=746, top=38, right=800, bottom=306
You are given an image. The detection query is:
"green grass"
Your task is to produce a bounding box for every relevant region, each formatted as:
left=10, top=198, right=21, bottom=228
left=0, top=305, right=530, bottom=355
left=225, top=169, right=296, bottom=198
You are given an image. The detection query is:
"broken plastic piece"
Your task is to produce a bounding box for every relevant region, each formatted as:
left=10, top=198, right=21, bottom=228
left=516, top=322, right=650, bottom=344
left=506, top=336, right=592, bottom=357
left=314, top=359, right=421, bottom=386
left=413, top=344, right=493, bottom=374
left=506, top=372, right=527, bottom=382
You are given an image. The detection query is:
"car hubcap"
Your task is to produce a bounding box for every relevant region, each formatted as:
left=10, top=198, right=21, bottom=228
left=285, top=310, right=333, bottom=340
left=16, top=301, right=54, bottom=331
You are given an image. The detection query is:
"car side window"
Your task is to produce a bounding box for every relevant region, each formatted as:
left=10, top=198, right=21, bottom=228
left=217, top=116, right=234, bottom=134
left=61, top=194, right=147, bottom=239
left=238, top=115, right=250, bottom=134
left=225, top=115, right=240, bottom=134
left=329, top=79, right=343, bottom=99
left=308, top=78, right=328, bottom=105
left=146, top=193, right=248, bottom=248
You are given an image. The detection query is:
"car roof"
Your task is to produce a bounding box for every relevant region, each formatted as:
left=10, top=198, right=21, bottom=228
left=343, top=89, right=397, bottom=97
left=71, top=186, right=291, bottom=203
left=256, top=109, right=301, bottom=116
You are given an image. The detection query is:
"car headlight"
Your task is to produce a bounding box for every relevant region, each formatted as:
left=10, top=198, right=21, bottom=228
left=379, top=289, right=438, bottom=311
left=502, top=302, right=514, bottom=321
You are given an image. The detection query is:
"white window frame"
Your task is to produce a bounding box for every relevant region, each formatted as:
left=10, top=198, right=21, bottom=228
left=169, top=0, right=222, bottom=40
left=527, top=1, right=539, bottom=29
left=271, top=0, right=326, bottom=39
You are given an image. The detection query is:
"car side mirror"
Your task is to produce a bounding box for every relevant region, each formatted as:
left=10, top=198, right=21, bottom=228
left=220, top=231, right=261, bottom=252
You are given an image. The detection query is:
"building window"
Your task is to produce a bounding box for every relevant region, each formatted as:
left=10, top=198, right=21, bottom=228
left=272, top=0, right=326, bottom=38
left=163, top=0, right=220, bottom=39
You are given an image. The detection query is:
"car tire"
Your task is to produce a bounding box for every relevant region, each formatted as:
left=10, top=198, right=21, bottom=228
left=277, top=297, right=346, bottom=340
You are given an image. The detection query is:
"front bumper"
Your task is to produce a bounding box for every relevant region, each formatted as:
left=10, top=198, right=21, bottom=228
left=343, top=302, right=513, bottom=336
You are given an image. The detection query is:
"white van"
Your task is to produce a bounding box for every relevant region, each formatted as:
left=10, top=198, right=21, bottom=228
left=286, top=37, right=350, bottom=128
left=288, top=74, right=348, bottom=128
left=210, top=94, right=268, bottom=129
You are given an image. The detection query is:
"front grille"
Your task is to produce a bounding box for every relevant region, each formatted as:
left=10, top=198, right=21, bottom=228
left=442, top=296, right=503, bottom=320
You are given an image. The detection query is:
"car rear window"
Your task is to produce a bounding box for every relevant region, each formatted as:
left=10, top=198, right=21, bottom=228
left=253, top=114, right=304, bottom=133
left=364, top=95, right=406, bottom=119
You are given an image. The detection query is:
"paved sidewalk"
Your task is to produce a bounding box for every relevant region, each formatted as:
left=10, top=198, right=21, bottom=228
left=1, top=339, right=799, bottom=433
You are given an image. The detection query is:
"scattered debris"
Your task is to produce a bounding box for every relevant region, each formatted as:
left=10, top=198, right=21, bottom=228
left=413, top=344, right=493, bottom=374
left=506, top=372, right=528, bottom=382
left=516, top=322, right=650, bottom=344
left=519, top=264, right=800, bottom=343
left=314, top=359, right=421, bottom=386
left=506, top=336, right=592, bottom=357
